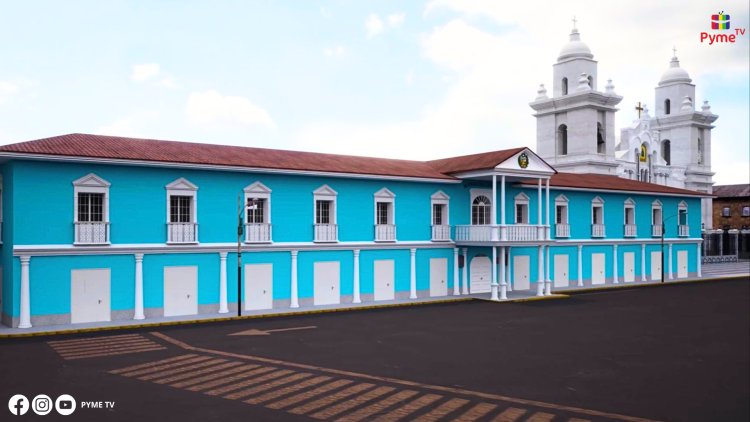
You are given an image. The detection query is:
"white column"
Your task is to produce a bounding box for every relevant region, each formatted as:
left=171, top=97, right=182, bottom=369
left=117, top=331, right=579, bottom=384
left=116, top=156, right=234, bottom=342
left=536, top=246, right=544, bottom=296
left=218, top=252, right=228, bottom=313
left=452, top=248, right=460, bottom=296
left=537, top=178, right=543, bottom=240
left=19, top=256, right=32, bottom=329
left=667, top=243, right=673, bottom=280
left=499, top=246, right=507, bottom=300
left=544, top=247, right=551, bottom=295
left=545, top=179, right=551, bottom=240
left=290, top=250, right=299, bottom=308
left=353, top=249, right=361, bottom=303
left=491, top=175, right=498, bottom=241
left=506, top=247, right=513, bottom=291
left=613, top=244, right=619, bottom=284
left=134, top=253, right=145, bottom=319
left=577, top=244, right=583, bottom=287
left=696, top=243, right=702, bottom=277
left=409, top=248, right=417, bottom=299
left=490, top=246, right=499, bottom=301
left=500, top=175, right=506, bottom=241
left=461, top=248, right=469, bottom=295
left=641, top=244, right=647, bottom=282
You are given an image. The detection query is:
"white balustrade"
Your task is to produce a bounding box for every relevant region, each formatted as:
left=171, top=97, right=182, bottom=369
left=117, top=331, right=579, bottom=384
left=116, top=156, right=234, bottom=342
left=652, top=224, right=663, bottom=237
left=245, top=223, right=272, bottom=243
left=591, top=224, right=606, bottom=238
left=507, top=225, right=538, bottom=241
left=75, top=222, right=109, bottom=244
left=375, top=224, right=397, bottom=242
left=431, top=225, right=451, bottom=241
left=167, top=222, right=198, bottom=243
left=314, top=224, right=338, bottom=242
left=555, top=224, right=570, bottom=238
left=624, top=224, right=637, bottom=237
left=679, top=225, right=689, bottom=237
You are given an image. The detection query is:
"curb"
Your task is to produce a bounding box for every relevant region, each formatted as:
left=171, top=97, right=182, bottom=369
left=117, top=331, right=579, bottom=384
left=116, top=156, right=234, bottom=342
left=562, top=274, right=748, bottom=295
left=474, top=294, right=570, bottom=303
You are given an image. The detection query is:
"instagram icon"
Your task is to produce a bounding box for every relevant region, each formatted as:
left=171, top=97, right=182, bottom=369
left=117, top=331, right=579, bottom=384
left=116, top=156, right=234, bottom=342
left=32, top=394, right=53, bottom=416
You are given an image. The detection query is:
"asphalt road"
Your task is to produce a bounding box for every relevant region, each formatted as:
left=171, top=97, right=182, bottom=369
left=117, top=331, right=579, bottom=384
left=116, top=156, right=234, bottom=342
left=1, top=278, right=748, bottom=421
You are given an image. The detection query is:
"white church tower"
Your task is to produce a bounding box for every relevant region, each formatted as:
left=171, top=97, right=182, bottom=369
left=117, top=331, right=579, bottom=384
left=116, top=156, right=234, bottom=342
left=530, top=21, right=623, bottom=175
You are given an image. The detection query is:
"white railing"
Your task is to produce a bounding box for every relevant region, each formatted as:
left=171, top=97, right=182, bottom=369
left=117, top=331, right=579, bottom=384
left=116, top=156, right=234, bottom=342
left=591, top=224, right=606, bottom=238
left=375, top=224, right=397, bottom=242
left=679, top=225, right=689, bottom=237
left=455, top=225, right=494, bottom=242
left=75, top=222, right=109, bottom=244
left=168, top=222, right=198, bottom=243
left=652, top=224, right=663, bottom=237
left=507, top=224, right=538, bottom=241
left=555, top=224, right=570, bottom=238
left=624, top=224, right=637, bottom=237
left=314, top=224, right=338, bottom=242
left=431, top=225, right=451, bottom=241
left=245, top=223, right=272, bottom=243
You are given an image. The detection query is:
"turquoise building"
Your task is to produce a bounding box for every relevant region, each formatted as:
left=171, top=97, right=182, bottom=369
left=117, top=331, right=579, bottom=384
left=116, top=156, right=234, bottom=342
left=0, top=134, right=705, bottom=328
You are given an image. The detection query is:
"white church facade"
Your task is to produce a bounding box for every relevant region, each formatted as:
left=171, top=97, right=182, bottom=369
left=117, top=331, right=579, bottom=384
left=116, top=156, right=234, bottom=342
left=531, top=24, right=718, bottom=229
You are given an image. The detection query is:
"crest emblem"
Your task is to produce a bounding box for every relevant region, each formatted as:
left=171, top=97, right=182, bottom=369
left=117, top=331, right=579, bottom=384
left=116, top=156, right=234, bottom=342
left=518, top=153, right=529, bottom=169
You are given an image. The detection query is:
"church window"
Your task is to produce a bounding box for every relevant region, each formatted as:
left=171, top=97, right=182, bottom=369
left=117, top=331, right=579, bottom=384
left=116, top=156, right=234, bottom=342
left=597, top=123, right=605, bottom=153
left=664, top=99, right=671, bottom=115
left=557, top=124, right=568, bottom=155
left=662, top=140, right=671, bottom=166
left=562, top=77, right=568, bottom=95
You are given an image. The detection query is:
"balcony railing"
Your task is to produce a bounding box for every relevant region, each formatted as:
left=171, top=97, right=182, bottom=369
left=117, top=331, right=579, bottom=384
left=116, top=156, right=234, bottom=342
left=431, top=225, right=451, bottom=242
left=75, top=222, right=110, bottom=244
left=624, top=224, right=637, bottom=237
left=168, top=222, right=198, bottom=243
left=455, top=225, right=544, bottom=242
left=375, top=224, right=397, bottom=242
left=555, top=224, right=570, bottom=238
left=314, top=224, right=338, bottom=242
left=455, top=225, right=495, bottom=242
left=679, top=225, right=690, bottom=237
left=506, top=224, right=538, bottom=241
left=652, top=224, right=663, bottom=237
left=245, top=223, right=272, bottom=243
left=591, top=224, right=606, bottom=238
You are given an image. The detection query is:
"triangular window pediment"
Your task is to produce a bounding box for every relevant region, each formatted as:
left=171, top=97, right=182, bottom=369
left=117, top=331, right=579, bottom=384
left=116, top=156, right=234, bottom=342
left=431, top=190, right=450, bottom=201
left=244, top=181, right=272, bottom=194
left=313, top=184, right=338, bottom=197
left=374, top=187, right=396, bottom=199
left=555, top=194, right=569, bottom=203
left=591, top=196, right=605, bottom=205
left=166, top=177, right=198, bottom=191
left=73, top=173, right=110, bottom=188
left=624, top=198, right=636, bottom=206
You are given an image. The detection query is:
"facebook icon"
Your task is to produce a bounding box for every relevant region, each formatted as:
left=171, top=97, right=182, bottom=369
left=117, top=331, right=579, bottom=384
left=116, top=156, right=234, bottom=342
left=8, top=394, right=29, bottom=416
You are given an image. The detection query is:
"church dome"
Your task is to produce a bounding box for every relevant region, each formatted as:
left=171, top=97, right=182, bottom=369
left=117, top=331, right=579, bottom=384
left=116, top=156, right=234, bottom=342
left=659, top=56, right=692, bottom=86
left=558, top=28, right=594, bottom=61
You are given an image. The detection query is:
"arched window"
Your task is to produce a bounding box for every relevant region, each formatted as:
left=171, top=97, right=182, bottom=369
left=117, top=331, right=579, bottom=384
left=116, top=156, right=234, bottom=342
left=557, top=124, right=568, bottom=155
left=664, top=99, right=671, bottom=115
left=587, top=75, right=593, bottom=89
left=471, top=195, right=491, bottom=225
left=662, top=140, right=671, bottom=166
left=561, top=77, right=568, bottom=95
left=597, top=122, right=605, bottom=153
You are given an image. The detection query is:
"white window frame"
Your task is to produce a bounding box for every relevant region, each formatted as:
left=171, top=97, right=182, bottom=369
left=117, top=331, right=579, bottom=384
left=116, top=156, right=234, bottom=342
left=73, top=173, right=111, bottom=244
left=591, top=196, right=605, bottom=225
left=554, top=194, right=569, bottom=224
left=742, top=205, right=750, bottom=217
left=514, top=192, right=530, bottom=224
left=374, top=188, right=396, bottom=225
left=624, top=198, right=636, bottom=225
left=678, top=200, right=688, bottom=225
left=652, top=200, right=663, bottom=225
left=244, top=181, right=272, bottom=224
left=313, top=184, right=338, bottom=225
left=470, top=189, right=492, bottom=226
left=721, top=207, right=731, bottom=217
left=430, top=191, right=450, bottom=226
left=166, top=178, right=199, bottom=243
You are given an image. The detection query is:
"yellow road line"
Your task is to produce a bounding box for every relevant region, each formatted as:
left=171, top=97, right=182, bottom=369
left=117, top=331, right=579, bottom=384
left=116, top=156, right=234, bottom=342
left=187, top=366, right=277, bottom=392
left=56, top=342, right=162, bottom=356
left=153, top=361, right=244, bottom=385
left=413, top=397, right=469, bottom=422
left=63, top=345, right=166, bottom=360
left=170, top=363, right=260, bottom=389
left=116, top=355, right=213, bottom=377
left=336, top=390, right=419, bottom=422
left=109, top=354, right=197, bottom=374
left=491, top=407, right=527, bottom=422
left=50, top=335, right=155, bottom=349
left=205, top=369, right=293, bottom=396
left=138, top=358, right=227, bottom=381
left=374, top=393, right=442, bottom=422
left=225, top=372, right=313, bottom=400
left=453, top=402, right=498, bottom=422
left=265, top=379, right=354, bottom=410
left=246, top=375, right=332, bottom=405
left=527, top=411, right=555, bottom=421
left=48, top=333, right=142, bottom=345
left=288, top=383, right=374, bottom=415
left=310, top=386, right=394, bottom=420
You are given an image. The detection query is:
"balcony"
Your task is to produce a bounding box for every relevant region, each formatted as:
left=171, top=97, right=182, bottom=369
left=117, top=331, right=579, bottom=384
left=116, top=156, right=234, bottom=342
left=652, top=224, right=663, bottom=237
left=555, top=223, right=570, bottom=238
left=75, top=222, right=110, bottom=244
left=375, top=224, right=397, bottom=242
left=431, top=225, right=451, bottom=242
left=455, top=225, right=543, bottom=242
left=624, top=224, right=637, bottom=237
left=679, top=225, right=690, bottom=237
left=167, top=223, right=198, bottom=243
left=591, top=224, right=606, bottom=238
left=314, top=224, right=338, bottom=242
left=506, top=224, right=538, bottom=241
left=245, top=223, right=272, bottom=243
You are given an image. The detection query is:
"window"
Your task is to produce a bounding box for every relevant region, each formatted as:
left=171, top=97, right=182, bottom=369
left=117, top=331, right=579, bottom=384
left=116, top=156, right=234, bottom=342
left=432, top=204, right=444, bottom=225
left=78, top=192, right=104, bottom=222
left=166, top=178, right=198, bottom=243
left=597, top=122, right=605, bottom=153
left=562, top=77, right=568, bottom=95
left=244, top=181, right=272, bottom=225
left=170, top=196, right=192, bottom=223
left=472, top=195, right=492, bottom=225
left=624, top=198, right=635, bottom=225
left=678, top=201, right=688, bottom=225
left=591, top=196, right=605, bottom=224
left=587, top=75, right=593, bottom=89
left=722, top=207, right=731, bottom=217
left=664, top=99, right=671, bottom=115
left=73, top=173, right=111, bottom=244
left=376, top=202, right=391, bottom=225
left=652, top=200, right=663, bottom=224
left=246, top=198, right=266, bottom=223
left=514, top=192, right=529, bottom=224
left=431, top=191, right=450, bottom=226
left=316, top=200, right=332, bottom=224
left=557, top=124, right=568, bottom=155
left=742, top=206, right=750, bottom=217
left=373, top=188, right=396, bottom=225
left=662, top=140, right=671, bottom=166
left=554, top=194, right=569, bottom=237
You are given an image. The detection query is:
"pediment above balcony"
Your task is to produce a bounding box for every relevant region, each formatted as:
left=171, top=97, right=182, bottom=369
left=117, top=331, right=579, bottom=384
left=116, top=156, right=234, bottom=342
left=494, top=148, right=556, bottom=175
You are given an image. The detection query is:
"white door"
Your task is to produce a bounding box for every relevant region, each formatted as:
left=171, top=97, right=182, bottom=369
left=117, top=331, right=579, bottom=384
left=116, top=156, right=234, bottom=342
left=553, top=254, right=569, bottom=288
left=164, top=266, right=198, bottom=317
left=245, top=264, right=273, bottom=311
left=71, top=269, right=111, bottom=324
left=591, top=253, right=605, bottom=285
left=314, top=262, right=340, bottom=305
left=623, top=252, right=635, bottom=283
left=374, top=260, right=395, bottom=301
left=677, top=250, right=688, bottom=278
left=651, top=251, right=662, bottom=281
left=429, top=258, right=448, bottom=297
left=469, top=256, right=491, bottom=293
left=513, top=255, right=530, bottom=290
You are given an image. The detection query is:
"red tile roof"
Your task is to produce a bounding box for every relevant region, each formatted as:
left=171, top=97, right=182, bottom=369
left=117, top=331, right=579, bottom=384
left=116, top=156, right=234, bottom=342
left=0, top=133, right=455, bottom=180
left=713, top=184, right=750, bottom=198
left=519, top=172, right=706, bottom=197
left=426, top=147, right=526, bottom=174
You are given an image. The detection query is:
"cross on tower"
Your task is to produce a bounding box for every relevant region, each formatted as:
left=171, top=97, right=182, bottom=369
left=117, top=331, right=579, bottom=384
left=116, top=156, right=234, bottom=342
left=672, top=45, right=677, bottom=57
left=572, top=16, right=577, bottom=29
left=635, top=102, right=644, bottom=118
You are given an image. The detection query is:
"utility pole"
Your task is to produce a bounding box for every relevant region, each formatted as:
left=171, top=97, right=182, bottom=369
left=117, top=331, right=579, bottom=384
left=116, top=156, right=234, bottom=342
left=237, top=194, right=243, bottom=317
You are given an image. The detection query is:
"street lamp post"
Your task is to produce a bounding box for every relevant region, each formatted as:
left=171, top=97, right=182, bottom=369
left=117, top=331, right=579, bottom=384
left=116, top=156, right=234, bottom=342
left=237, top=194, right=244, bottom=317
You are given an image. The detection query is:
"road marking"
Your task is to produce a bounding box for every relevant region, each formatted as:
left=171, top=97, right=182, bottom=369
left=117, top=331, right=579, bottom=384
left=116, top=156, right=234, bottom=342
left=51, top=337, right=157, bottom=352
left=152, top=361, right=244, bottom=384
left=568, top=418, right=591, bottom=422
left=138, top=358, right=227, bottom=381
left=225, top=372, right=313, bottom=400
left=265, top=379, right=354, bottom=410
left=187, top=366, right=277, bottom=392
left=310, top=386, right=395, bottom=420
left=49, top=334, right=165, bottom=360
left=454, top=402, right=498, bottom=421
left=374, top=394, right=443, bottom=422
left=336, top=390, right=419, bottom=422
left=229, top=326, right=317, bottom=336
left=288, top=383, right=375, bottom=415
left=109, top=354, right=198, bottom=374
left=204, top=369, right=293, bottom=396
left=49, top=333, right=141, bottom=345
left=413, top=397, right=469, bottom=422
left=62, top=345, right=166, bottom=360
left=115, top=355, right=213, bottom=377
left=170, top=363, right=260, bottom=389
left=527, top=411, right=555, bottom=421
left=491, top=407, right=527, bottom=422
left=245, top=375, right=332, bottom=405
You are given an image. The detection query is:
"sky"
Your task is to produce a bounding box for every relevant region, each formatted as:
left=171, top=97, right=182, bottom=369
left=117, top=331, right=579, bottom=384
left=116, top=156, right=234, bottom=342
left=1, top=0, right=748, bottom=184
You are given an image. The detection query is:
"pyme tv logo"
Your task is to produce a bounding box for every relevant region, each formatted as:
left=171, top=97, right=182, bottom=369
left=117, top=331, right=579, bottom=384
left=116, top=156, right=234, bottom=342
left=711, top=11, right=730, bottom=30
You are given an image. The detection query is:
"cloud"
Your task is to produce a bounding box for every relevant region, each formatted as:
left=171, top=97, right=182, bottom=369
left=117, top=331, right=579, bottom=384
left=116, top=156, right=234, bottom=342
left=387, top=13, right=405, bottom=27
left=323, top=45, right=346, bottom=57
left=131, top=63, right=161, bottom=82
left=186, top=90, right=275, bottom=129
left=365, top=14, right=384, bottom=38
left=0, top=81, right=19, bottom=105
